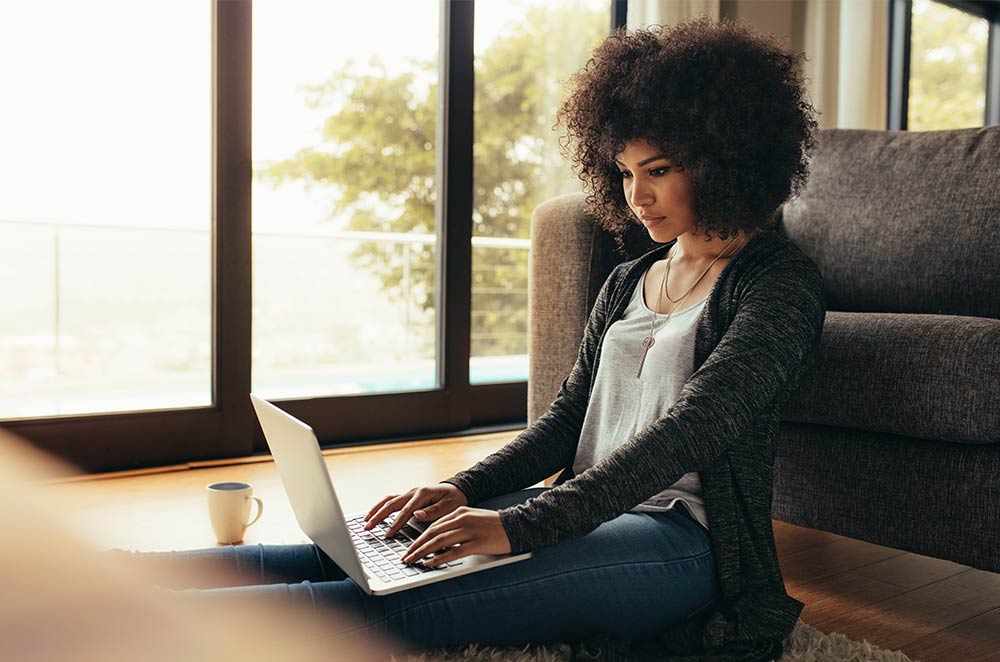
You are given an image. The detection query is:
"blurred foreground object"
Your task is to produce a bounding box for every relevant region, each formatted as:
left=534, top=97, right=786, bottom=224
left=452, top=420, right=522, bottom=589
left=0, top=427, right=396, bottom=662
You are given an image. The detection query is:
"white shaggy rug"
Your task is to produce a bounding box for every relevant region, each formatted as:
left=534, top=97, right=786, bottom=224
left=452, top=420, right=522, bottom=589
left=390, top=620, right=920, bottom=662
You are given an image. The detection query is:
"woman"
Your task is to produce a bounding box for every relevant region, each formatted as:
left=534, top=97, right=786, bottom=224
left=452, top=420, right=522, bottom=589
left=120, top=17, right=824, bottom=662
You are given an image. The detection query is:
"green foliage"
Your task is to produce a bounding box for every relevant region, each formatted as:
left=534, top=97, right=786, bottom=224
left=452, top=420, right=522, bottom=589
left=908, top=0, right=988, bottom=130
left=262, top=4, right=606, bottom=358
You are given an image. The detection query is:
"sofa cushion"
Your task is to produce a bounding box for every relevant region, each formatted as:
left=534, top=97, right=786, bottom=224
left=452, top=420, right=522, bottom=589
left=783, top=311, right=1000, bottom=444
left=780, top=126, right=1000, bottom=321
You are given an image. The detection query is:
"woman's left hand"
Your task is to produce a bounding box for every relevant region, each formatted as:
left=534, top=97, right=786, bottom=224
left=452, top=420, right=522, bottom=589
left=400, top=507, right=511, bottom=567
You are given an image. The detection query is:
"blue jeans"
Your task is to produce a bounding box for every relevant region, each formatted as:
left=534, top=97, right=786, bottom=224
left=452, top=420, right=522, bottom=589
left=118, top=488, right=719, bottom=649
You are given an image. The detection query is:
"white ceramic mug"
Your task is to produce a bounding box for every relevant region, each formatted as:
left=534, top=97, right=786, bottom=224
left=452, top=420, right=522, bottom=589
left=206, top=482, right=264, bottom=544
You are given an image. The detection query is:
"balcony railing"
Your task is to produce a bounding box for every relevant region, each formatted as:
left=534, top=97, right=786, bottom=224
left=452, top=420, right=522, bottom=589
left=0, top=218, right=529, bottom=419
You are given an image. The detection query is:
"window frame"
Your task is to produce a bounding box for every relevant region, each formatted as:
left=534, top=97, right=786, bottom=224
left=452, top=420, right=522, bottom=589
left=888, top=0, right=1000, bottom=130
left=5, top=0, right=622, bottom=473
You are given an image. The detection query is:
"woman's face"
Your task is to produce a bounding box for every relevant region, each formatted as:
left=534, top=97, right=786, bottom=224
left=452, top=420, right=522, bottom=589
left=615, top=139, right=697, bottom=243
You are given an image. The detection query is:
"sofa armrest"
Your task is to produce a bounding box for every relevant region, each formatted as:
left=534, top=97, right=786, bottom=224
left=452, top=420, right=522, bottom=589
left=528, top=193, right=601, bottom=424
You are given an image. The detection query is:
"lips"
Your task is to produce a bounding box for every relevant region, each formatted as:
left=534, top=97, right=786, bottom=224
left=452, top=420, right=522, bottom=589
left=640, top=215, right=666, bottom=226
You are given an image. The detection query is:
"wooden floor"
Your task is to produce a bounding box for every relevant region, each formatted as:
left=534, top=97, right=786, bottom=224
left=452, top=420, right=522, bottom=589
left=42, top=430, right=1000, bottom=662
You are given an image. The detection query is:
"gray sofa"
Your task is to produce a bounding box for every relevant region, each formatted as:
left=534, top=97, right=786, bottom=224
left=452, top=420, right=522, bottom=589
left=528, top=126, right=1000, bottom=573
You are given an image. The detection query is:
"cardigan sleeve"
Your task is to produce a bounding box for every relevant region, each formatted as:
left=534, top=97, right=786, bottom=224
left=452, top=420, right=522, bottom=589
left=440, top=264, right=625, bottom=506
left=495, top=255, right=827, bottom=553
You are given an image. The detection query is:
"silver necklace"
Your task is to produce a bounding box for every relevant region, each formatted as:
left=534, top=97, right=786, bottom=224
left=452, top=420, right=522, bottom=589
left=636, top=235, right=744, bottom=379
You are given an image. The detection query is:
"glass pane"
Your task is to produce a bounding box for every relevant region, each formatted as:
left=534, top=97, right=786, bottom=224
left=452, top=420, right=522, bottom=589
left=470, top=0, right=609, bottom=385
left=0, top=1, right=212, bottom=419
left=908, top=0, right=988, bottom=130
left=251, top=1, right=440, bottom=398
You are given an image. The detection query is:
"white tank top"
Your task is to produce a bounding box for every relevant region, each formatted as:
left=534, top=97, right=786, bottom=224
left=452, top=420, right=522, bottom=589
left=572, top=264, right=711, bottom=531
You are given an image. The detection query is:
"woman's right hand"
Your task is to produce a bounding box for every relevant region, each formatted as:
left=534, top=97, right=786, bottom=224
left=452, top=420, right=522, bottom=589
left=363, top=483, right=469, bottom=538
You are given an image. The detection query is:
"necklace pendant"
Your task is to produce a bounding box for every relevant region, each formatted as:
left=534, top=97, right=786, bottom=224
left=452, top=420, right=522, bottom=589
left=636, top=335, right=655, bottom=378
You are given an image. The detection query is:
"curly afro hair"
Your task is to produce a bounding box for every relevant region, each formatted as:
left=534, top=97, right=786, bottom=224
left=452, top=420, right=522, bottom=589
left=557, top=16, right=819, bottom=248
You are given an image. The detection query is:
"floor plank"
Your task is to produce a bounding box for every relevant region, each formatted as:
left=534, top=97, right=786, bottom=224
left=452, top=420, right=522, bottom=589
left=849, top=550, right=971, bottom=591
left=789, top=571, right=915, bottom=628
left=772, top=520, right=844, bottom=556
left=781, top=536, right=908, bottom=589
left=814, top=568, right=1000, bottom=656
left=905, top=606, right=1000, bottom=662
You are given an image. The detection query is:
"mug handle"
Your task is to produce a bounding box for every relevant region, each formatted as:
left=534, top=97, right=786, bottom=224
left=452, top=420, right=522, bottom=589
left=244, top=496, right=264, bottom=527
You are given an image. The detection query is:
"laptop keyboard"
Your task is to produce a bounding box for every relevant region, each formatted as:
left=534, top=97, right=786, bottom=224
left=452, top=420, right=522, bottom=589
left=346, top=514, right=465, bottom=584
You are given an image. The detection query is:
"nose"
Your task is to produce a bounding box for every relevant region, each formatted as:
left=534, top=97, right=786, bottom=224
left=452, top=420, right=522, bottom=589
left=627, top=175, right=654, bottom=209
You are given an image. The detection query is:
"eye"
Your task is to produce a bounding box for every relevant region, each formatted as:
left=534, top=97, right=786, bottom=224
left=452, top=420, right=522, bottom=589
left=618, top=170, right=633, bottom=179
left=649, top=167, right=670, bottom=177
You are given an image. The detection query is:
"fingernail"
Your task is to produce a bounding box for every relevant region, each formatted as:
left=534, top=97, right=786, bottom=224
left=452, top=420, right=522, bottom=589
left=415, top=510, right=426, bottom=518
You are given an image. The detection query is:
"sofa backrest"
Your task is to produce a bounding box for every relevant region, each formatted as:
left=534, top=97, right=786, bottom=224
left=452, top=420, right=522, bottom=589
left=780, top=126, right=1000, bottom=320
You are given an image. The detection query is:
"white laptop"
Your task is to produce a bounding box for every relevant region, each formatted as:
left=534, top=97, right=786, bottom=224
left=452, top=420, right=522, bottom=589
left=249, top=393, right=533, bottom=595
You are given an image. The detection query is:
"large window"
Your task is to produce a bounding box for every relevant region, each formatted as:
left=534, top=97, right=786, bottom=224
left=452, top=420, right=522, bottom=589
left=251, top=1, right=441, bottom=399
left=3, top=1, right=615, bottom=472
left=0, top=1, right=213, bottom=419
left=910, top=0, right=989, bottom=129
left=888, top=0, right=1000, bottom=129
left=470, top=0, right=609, bottom=385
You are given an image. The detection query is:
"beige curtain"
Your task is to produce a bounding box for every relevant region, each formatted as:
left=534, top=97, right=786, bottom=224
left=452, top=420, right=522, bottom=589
left=799, top=0, right=889, bottom=129
left=626, top=0, right=889, bottom=130
left=627, top=0, right=720, bottom=29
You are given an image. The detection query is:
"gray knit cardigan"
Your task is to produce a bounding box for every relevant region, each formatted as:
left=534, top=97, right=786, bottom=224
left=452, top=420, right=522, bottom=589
left=444, top=226, right=826, bottom=662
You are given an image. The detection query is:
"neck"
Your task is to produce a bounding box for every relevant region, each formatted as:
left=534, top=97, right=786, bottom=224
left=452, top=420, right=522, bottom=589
left=671, top=228, right=757, bottom=264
